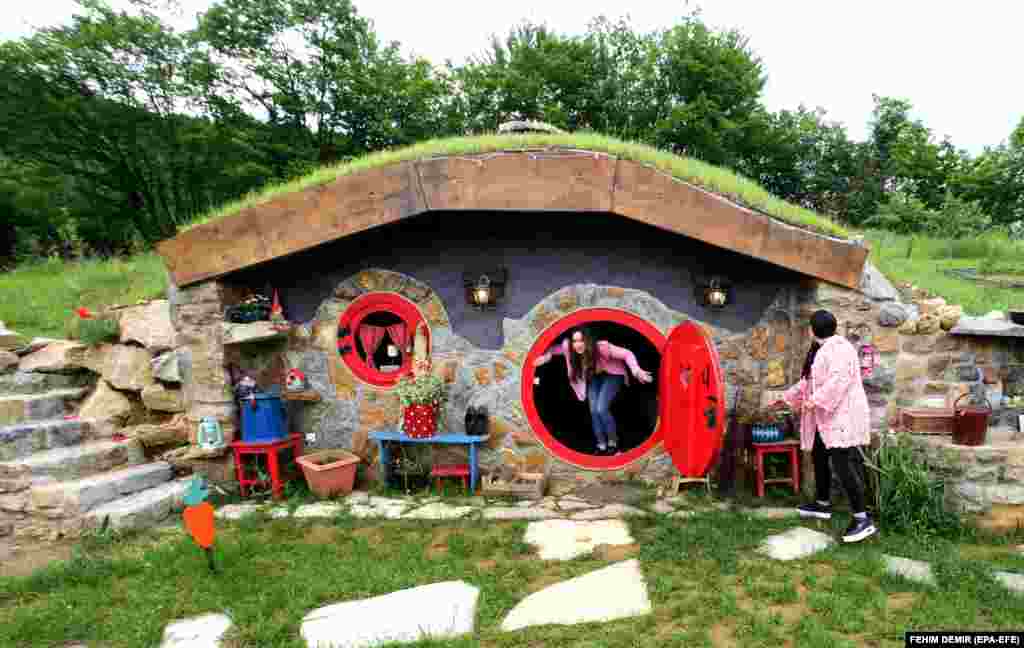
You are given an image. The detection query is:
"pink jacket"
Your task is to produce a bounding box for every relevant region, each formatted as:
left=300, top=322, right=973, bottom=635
left=540, top=339, right=642, bottom=401
left=783, top=335, right=871, bottom=451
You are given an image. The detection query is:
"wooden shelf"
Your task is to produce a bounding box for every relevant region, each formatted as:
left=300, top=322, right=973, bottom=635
left=282, top=389, right=321, bottom=402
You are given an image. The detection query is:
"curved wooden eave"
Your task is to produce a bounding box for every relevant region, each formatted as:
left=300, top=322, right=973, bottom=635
left=156, top=150, right=868, bottom=289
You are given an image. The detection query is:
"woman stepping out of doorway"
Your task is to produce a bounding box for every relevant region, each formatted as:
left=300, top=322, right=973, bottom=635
left=533, top=327, right=654, bottom=455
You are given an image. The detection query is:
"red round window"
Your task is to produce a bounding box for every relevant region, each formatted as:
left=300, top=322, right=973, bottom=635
left=522, top=308, right=666, bottom=470
left=338, top=293, right=428, bottom=388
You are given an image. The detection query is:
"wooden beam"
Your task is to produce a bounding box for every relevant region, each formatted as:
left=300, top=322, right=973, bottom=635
left=611, top=160, right=868, bottom=289
left=156, top=151, right=867, bottom=290
left=157, top=162, right=426, bottom=287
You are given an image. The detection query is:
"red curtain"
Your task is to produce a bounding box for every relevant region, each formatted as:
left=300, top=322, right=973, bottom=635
left=386, top=323, right=408, bottom=358
left=358, top=324, right=386, bottom=369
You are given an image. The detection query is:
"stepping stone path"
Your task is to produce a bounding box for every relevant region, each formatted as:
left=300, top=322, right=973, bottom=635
left=882, top=554, right=1024, bottom=595
left=758, top=527, right=835, bottom=561
left=501, top=559, right=651, bottom=631
left=300, top=580, right=479, bottom=648
left=882, top=555, right=936, bottom=586
left=159, top=613, right=233, bottom=647
left=525, top=519, right=635, bottom=561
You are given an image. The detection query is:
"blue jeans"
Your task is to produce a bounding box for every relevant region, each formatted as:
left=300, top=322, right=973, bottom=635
left=587, top=374, right=624, bottom=448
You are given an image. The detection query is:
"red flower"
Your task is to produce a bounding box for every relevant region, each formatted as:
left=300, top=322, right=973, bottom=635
left=76, top=307, right=93, bottom=319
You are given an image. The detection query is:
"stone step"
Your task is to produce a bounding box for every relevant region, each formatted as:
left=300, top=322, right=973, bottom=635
left=0, top=371, right=93, bottom=396
left=0, top=438, right=145, bottom=483
left=29, top=462, right=174, bottom=516
left=84, top=477, right=192, bottom=531
left=0, top=418, right=95, bottom=462
left=0, top=388, right=89, bottom=425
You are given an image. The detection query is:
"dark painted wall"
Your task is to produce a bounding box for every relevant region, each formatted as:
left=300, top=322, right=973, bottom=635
left=232, top=211, right=804, bottom=350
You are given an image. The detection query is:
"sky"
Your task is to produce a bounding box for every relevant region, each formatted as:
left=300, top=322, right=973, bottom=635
left=2, top=0, right=1021, bottom=155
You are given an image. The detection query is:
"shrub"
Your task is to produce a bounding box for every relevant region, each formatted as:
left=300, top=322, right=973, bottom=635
left=860, top=434, right=964, bottom=538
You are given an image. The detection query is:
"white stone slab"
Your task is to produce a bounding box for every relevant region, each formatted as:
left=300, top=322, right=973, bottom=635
left=746, top=507, right=799, bottom=520
left=270, top=507, right=290, bottom=519
left=652, top=501, right=675, bottom=514
left=524, top=519, right=635, bottom=561
left=882, top=555, right=936, bottom=586
left=300, top=580, right=479, bottom=648
left=557, top=499, right=597, bottom=511
left=757, top=527, right=835, bottom=561
left=570, top=504, right=648, bottom=521
left=160, top=613, right=233, bottom=647
left=482, top=506, right=560, bottom=520
left=994, top=571, right=1024, bottom=595
left=215, top=504, right=261, bottom=520
left=669, top=510, right=695, bottom=519
left=500, top=560, right=651, bottom=631
left=345, top=490, right=370, bottom=505
left=403, top=503, right=474, bottom=520
left=348, top=502, right=407, bottom=519
left=293, top=503, right=344, bottom=519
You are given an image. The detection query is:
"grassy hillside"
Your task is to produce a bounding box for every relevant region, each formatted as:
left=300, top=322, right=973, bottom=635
left=183, top=132, right=850, bottom=239
left=865, top=231, right=1024, bottom=315
left=0, top=254, right=168, bottom=342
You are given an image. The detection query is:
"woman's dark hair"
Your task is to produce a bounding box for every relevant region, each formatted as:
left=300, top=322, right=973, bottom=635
left=567, top=328, right=596, bottom=383
left=802, top=340, right=821, bottom=379
left=810, top=309, right=838, bottom=339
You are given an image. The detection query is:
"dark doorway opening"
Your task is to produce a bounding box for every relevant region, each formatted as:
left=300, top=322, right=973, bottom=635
left=532, top=322, right=660, bottom=456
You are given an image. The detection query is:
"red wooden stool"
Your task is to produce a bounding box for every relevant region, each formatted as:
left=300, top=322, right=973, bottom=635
left=753, top=440, right=800, bottom=497
left=431, top=463, right=470, bottom=493
left=231, top=433, right=304, bottom=500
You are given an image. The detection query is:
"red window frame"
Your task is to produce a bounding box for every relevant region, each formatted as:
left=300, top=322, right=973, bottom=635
left=338, top=293, right=428, bottom=388
left=521, top=308, right=666, bottom=470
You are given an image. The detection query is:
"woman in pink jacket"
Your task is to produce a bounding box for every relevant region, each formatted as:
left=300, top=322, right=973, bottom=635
left=780, top=310, right=876, bottom=543
left=534, top=328, right=654, bottom=455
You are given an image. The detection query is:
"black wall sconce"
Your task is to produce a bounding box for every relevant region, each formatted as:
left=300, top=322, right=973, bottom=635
left=464, top=268, right=507, bottom=311
left=696, top=276, right=733, bottom=309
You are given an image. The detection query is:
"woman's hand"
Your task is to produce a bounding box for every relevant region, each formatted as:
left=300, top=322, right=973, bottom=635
left=634, top=368, right=653, bottom=384
left=802, top=400, right=816, bottom=415
left=532, top=355, right=548, bottom=368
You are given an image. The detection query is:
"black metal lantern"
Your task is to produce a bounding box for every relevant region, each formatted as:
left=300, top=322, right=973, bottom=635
left=464, top=269, right=507, bottom=311
left=702, top=277, right=731, bottom=309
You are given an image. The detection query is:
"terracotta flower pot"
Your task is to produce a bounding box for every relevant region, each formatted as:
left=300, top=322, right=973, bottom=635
left=403, top=404, right=438, bottom=439
left=296, top=450, right=361, bottom=498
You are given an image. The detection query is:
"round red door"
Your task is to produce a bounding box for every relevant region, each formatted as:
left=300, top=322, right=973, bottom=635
left=659, top=321, right=725, bottom=478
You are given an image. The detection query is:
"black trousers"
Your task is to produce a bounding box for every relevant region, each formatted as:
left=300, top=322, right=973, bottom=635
left=812, top=430, right=866, bottom=514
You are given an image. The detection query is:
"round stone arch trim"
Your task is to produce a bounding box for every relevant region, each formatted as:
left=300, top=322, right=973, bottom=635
left=337, top=292, right=430, bottom=389
left=521, top=307, right=667, bottom=471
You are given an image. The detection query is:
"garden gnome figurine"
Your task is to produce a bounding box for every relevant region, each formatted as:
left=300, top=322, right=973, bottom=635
left=412, top=321, right=431, bottom=377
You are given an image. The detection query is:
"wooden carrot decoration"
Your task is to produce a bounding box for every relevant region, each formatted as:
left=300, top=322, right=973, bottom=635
left=182, top=476, right=217, bottom=573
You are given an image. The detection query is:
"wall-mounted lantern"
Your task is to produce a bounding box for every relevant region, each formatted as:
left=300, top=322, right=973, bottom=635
left=699, top=277, right=732, bottom=310
left=464, top=268, right=507, bottom=311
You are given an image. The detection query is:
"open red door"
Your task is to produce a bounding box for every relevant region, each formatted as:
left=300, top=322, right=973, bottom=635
left=659, top=321, right=725, bottom=478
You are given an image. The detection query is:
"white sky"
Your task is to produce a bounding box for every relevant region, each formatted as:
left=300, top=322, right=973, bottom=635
left=2, top=0, right=1021, bottom=155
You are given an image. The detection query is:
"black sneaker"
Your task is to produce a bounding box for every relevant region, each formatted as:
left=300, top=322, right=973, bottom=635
left=797, top=501, right=833, bottom=520
left=842, top=516, right=877, bottom=543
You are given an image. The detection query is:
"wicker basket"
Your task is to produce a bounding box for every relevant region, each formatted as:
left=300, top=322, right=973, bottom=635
left=899, top=407, right=955, bottom=435
left=479, top=471, right=547, bottom=499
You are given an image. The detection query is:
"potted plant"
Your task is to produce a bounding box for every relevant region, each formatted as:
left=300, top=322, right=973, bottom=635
left=395, top=373, right=448, bottom=438
left=296, top=449, right=361, bottom=498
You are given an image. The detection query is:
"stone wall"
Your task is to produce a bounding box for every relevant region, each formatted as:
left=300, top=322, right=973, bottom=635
left=216, top=267, right=808, bottom=488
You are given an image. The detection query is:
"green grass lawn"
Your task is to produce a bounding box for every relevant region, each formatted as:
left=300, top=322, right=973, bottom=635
left=865, top=231, right=1024, bottom=315
left=0, top=254, right=168, bottom=342
left=2, top=503, right=1023, bottom=648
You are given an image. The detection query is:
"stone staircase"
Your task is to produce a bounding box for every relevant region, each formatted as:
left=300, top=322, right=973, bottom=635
left=0, top=370, right=190, bottom=539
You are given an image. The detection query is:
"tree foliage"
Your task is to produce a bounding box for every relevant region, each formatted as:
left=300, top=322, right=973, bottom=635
left=0, top=0, right=1017, bottom=267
